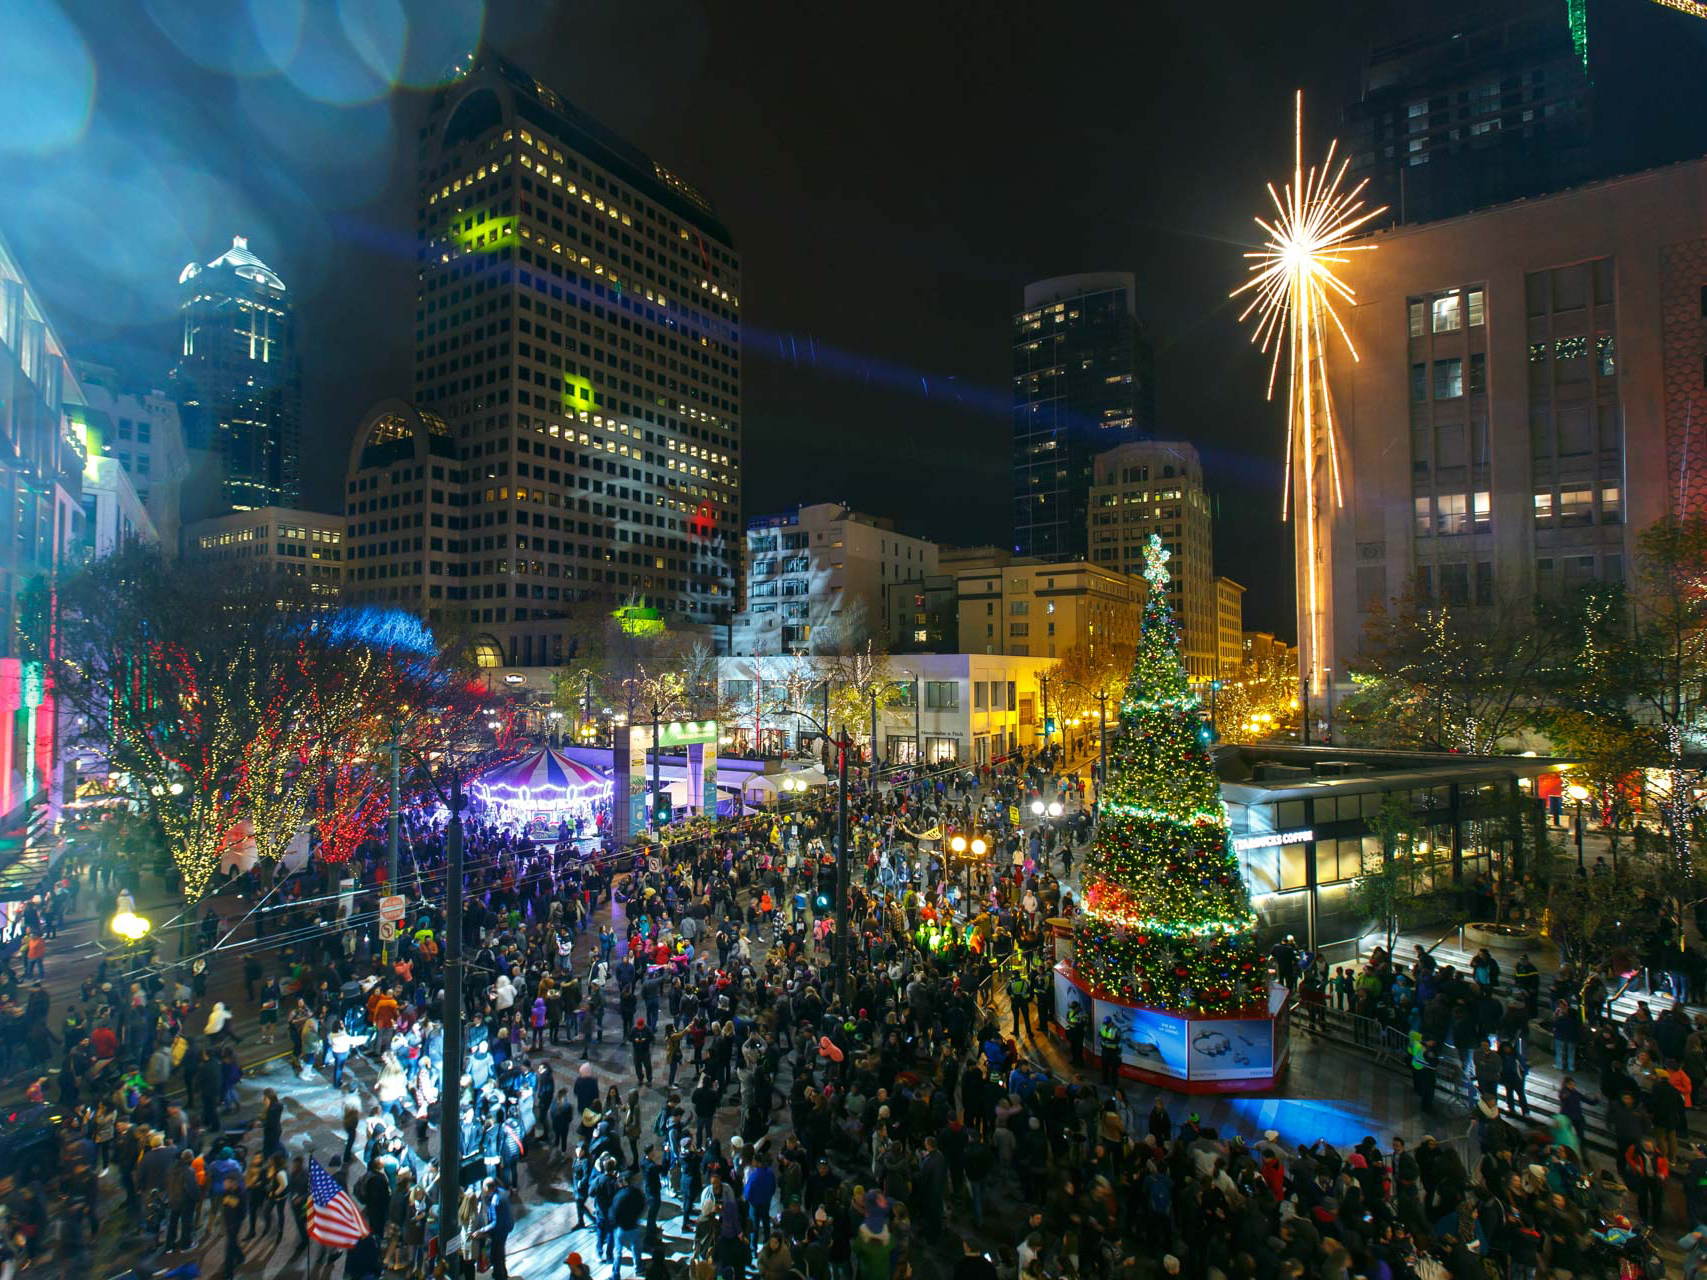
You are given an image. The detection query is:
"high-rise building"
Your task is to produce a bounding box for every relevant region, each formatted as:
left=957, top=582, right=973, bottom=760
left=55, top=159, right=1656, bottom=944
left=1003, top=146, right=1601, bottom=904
left=1012, top=273, right=1153, bottom=561
left=406, top=50, right=741, bottom=668
left=1344, top=0, right=1707, bottom=229
left=1322, top=158, right=1707, bottom=669
left=344, top=398, right=464, bottom=629
left=0, top=228, right=87, bottom=818
left=730, top=503, right=936, bottom=656
left=73, top=364, right=191, bottom=555
left=172, top=236, right=300, bottom=514
left=183, top=507, right=345, bottom=609
left=1087, top=441, right=1216, bottom=679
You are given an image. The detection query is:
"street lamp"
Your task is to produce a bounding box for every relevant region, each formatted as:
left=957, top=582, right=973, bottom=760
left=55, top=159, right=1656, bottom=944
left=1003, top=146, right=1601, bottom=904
left=1568, top=782, right=1589, bottom=873
left=110, top=910, right=151, bottom=943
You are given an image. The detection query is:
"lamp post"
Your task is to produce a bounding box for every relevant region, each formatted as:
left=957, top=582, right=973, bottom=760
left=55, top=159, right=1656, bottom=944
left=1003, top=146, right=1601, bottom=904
left=651, top=701, right=663, bottom=832
left=1568, top=782, right=1589, bottom=873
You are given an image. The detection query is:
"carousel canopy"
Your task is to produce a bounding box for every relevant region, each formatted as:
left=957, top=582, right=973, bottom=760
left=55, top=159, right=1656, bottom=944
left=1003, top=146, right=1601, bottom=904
left=473, top=747, right=611, bottom=803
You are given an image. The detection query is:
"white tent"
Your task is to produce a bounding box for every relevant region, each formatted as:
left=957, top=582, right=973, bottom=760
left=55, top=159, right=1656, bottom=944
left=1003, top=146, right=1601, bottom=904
left=782, top=765, right=830, bottom=788
left=742, top=774, right=783, bottom=805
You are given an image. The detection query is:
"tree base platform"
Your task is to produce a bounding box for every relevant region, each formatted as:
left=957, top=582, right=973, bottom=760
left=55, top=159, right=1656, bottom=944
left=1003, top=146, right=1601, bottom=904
left=1049, top=961, right=1292, bottom=1094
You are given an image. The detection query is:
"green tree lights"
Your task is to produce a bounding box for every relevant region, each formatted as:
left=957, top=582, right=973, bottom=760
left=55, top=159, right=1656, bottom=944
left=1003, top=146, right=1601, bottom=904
left=1074, top=535, right=1264, bottom=1013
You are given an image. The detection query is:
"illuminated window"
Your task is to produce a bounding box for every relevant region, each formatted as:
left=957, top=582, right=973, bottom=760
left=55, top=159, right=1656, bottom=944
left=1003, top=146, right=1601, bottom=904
left=1601, top=484, right=1622, bottom=524
left=1414, top=496, right=1431, bottom=536
left=1437, top=492, right=1467, bottom=535
left=1534, top=490, right=1554, bottom=523
left=1560, top=487, right=1593, bottom=526
left=1431, top=295, right=1461, bottom=333
left=1473, top=491, right=1491, bottom=531
left=1467, top=289, right=1485, bottom=326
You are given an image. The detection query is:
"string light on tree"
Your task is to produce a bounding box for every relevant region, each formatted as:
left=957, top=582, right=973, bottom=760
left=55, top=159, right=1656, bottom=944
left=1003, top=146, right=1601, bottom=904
left=1231, top=91, right=1385, bottom=702
left=1073, top=534, right=1263, bottom=1014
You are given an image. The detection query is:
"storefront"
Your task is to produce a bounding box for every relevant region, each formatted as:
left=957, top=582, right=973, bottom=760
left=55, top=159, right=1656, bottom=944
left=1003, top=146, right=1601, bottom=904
left=1216, top=744, right=1566, bottom=950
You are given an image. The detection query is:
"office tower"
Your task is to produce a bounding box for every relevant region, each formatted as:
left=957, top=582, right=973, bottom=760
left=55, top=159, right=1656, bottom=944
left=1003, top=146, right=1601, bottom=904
left=0, top=229, right=86, bottom=816
left=1344, top=0, right=1707, bottom=228
left=172, top=236, right=301, bottom=514
left=1088, top=441, right=1216, bottom=680
left=1012, top=273, right=1153, bottom=561
left=1322, top=158, right=1707, bottom=669
left=344, top=398, right=464, bottom=631
left=406, top=50, right=741, bottom=668
left=730, top=503, right=936, bottom=656
left=184, top=507, right=345, bottom=608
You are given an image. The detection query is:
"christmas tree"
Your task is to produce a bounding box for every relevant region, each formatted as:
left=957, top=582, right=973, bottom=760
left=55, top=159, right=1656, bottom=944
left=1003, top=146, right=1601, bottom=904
left=1073, top=534, right=1263, bottom=1013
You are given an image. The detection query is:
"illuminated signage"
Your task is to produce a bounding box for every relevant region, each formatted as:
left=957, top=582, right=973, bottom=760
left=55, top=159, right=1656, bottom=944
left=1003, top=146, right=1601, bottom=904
left=502, top=672, right=527, bottom=686
left=1231, top=828, right=1313, bottom=852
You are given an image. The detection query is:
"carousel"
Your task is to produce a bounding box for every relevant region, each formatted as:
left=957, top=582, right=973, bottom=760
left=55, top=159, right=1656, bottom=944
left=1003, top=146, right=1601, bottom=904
left=470, top=747, right=612, bottom=834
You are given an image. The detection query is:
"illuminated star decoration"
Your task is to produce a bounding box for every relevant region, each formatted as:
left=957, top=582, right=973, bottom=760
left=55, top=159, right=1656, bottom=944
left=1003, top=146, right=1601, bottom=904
left=1230, top=91, right=1385, bottom=693
left=1142, top=536, right=1171, bottom=591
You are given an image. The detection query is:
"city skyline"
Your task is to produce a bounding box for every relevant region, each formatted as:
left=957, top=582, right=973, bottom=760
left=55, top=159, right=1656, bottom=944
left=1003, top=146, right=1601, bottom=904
left=8, top=2, right=1707, bottom=640
left=0, top=1, right=1445, bottom=638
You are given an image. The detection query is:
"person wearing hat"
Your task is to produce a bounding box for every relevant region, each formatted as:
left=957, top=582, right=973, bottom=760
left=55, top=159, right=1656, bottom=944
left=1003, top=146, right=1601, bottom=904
left=564, top=1251, right=595, bottom=1280
left=1098, top=1015, right=1122, bottom=1088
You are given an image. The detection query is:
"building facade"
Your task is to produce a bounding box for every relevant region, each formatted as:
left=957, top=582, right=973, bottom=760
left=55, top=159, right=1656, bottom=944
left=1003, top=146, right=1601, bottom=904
left=954, top=559, right=1143, bottom=663
left=731, top=503, right=935, bottom=655
left=74, top=365, right=190, bottom=555
left=1343, top=0, right=1707, bottom=229
left=1012, top=273, right=1154, bottom=561
left=184, top=506, right=345, bottom=608
left=1088, top=441, right=1215, bottom=679
left=81, top=456, right=157, bottom=558
left=1323, top=158, right=1707, bottom=670
left=884, top=573, right=959, bottom=654
left=172, top=236, right=300, bottom=514
left=0, top=229, right=86, bottom=820
left=410, top=50, right=741, bottom=667
left=1216, top=577, right=1245, bottom=679
left=720, top=652, right=1055, bottom=766
left=1218, top=743, right=1560, bottom=947
left=344, top=399, right=464, bottom=627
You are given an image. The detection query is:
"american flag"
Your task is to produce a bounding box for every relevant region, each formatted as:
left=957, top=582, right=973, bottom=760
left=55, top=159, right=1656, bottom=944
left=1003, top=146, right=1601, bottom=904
left=307, top=1157, right=370, bottom=1249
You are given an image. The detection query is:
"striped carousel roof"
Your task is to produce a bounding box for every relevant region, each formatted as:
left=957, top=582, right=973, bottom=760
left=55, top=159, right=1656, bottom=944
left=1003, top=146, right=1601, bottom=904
left=474, top=747, right=611, bottom=799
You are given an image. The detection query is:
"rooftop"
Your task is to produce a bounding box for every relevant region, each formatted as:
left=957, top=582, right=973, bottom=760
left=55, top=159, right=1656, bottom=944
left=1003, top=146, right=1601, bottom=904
left=178, top=235, right=286, bottom=292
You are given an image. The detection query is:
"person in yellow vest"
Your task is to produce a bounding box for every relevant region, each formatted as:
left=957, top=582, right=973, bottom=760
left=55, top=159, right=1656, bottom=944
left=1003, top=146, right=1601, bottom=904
left=1065, top=1000, right=1087, bottom=1067
left=1098, top=1016, right=1122, bottom=1088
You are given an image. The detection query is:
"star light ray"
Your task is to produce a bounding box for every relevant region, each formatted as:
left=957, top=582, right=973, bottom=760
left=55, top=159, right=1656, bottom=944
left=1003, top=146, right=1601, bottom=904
left=1230, top=91, right=1386, bottom=697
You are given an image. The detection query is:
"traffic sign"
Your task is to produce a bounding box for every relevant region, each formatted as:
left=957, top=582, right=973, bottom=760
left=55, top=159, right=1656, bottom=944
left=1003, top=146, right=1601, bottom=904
left=378, top=920, right=397, bottom=942
left=379, top=894, right=406, bottom=923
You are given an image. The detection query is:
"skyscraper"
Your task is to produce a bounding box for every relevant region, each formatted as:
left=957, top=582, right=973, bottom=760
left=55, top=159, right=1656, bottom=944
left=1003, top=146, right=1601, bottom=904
left=172, top=236, right=301, bottom=514
left=1012, top=273, right=1153, bottom=561
left=1344, top=0, right=1707, bottom=229
left=402, top=50, right=741, bottom=667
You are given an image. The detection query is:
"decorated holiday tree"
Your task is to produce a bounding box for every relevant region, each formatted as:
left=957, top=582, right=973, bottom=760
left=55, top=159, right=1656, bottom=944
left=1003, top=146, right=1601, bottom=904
left=1073, top=534, right=1263, bottom=1013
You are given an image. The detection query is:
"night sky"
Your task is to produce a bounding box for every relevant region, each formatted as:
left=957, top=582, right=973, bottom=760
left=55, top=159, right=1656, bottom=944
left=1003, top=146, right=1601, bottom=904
left=2, top=0, right=1424, bottom=635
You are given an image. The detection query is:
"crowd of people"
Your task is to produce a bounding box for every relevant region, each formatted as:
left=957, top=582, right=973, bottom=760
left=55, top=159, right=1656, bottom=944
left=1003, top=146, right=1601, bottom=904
left=3, top=746, right=1702, bottom=1280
